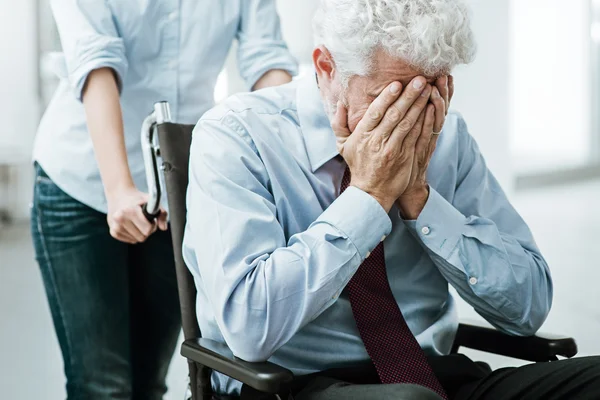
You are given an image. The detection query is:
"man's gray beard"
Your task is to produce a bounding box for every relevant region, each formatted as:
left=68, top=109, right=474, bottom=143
left=325, top=100, right=337, bottom=121
left=324, top=89, right=348, bottom=121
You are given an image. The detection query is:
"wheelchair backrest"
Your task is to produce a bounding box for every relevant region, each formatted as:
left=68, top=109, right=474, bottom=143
left=156, top=122, right=200, bottom=340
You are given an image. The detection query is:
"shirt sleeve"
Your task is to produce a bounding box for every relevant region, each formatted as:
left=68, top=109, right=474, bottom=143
left=50, top=0, right=128, bottom=101
left=236, top=0, right=299, bottom=90
left=186, top=114, right=391, bottom=362
left=404, top=117, right=553, bottom=336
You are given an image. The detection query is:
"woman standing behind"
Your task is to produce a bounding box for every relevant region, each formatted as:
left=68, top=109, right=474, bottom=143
left=30, top=1, right=297, bottom=398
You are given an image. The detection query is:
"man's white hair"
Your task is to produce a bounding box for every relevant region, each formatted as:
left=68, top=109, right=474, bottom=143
left=313, top=0, right=477, bottom=81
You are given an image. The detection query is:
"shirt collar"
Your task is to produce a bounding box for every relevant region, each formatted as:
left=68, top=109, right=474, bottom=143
left=296, top=72, right=339, bottom=172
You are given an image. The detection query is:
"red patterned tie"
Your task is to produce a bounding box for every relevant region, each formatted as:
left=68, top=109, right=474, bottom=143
left=341, top=167, right=448, bottom=399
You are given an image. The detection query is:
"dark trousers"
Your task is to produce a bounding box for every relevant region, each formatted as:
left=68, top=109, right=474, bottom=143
left=30, top=164, right=182, bottom=399
left=240, top=355, right=600, bottom=400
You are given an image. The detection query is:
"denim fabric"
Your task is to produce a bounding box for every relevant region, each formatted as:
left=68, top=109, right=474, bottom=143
left=30, top=163, right=181, bottom=399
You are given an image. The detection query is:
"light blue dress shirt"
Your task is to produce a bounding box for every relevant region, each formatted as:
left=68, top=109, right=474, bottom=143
left=33, top=0, right=298, bottom=212
left=182, top=73, right=553, bottom=395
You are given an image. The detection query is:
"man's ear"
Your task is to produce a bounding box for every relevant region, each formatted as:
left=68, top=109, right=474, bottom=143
left=313, top=46, right=336, bottom=83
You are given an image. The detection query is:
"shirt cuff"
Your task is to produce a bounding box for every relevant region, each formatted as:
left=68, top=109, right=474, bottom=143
left=239, top=43, right=299, bottom=90
left=318, top=186, right=392, bottom=260
left=69, top=36, right=128, bottom=101
left=403, top=187, right=466, bottom=259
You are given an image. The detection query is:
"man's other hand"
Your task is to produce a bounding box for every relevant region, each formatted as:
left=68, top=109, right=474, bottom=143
left=397, top=75, right=454, bottom=219
left=332, top=77, right=432, bottom=212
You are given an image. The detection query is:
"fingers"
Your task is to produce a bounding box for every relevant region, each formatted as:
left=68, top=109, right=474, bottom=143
left=110, top=228, right=138, bottom=244
left=448, top=75, right=455, bottom=106
left=157, top=209, right=168, bottom=231
left=130, top=207, right=157, bottom=239
left=332, top=101, right=351, bottom=154
left=388, top=83, right=432, bottom=148
left=109, top=208, right=155, bottom=244
left=126, top=219, right=150, bottom=242
left=435, top=76, right=447, bottom=115
left=414, top=107, right=433, bottom=159
left=376, top=77, right=428, bottom=136
left=425, top=104, right=439, bottom=159
left=355, top=81, right=403, bottom=133
left=110, top=217, right=145, bottom=244
left=409, top=109, right=428, bottom=157
left=424, top=103, right=436, bottom=144
left=430, top=86, right=446, bottom=134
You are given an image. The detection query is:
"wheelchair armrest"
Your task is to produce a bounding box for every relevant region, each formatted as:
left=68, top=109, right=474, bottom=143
left=454, top=321, right=578, bottom=362
left=181, top=338, right=294, bottom=394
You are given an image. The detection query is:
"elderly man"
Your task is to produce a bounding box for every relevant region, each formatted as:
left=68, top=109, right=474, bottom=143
left=183, top=0, right=600, bottom=399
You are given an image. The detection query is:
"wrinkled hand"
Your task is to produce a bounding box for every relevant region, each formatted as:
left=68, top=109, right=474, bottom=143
left=332, top=77, right=432, bottom=212
left=107, top=187, right=167, bottom=244
left=397, top=76, right=454, bottom=219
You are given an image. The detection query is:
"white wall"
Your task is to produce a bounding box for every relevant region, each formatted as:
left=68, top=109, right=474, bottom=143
left=0, top=0, right=38, bottom=220
left=452, top=0, right=511, bottom=190
left=510, top=0, right=591, bottom=172
left=276, top=0, right=320, bottom=65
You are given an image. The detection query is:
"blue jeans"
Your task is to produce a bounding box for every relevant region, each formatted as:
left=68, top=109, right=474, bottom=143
left=30, top=163, right=181, bottom=399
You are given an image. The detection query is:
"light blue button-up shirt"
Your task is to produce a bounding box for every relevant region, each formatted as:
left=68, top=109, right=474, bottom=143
left=182, top=73, right=553, bottom=395
left=33, top=0, right=298, bottom=212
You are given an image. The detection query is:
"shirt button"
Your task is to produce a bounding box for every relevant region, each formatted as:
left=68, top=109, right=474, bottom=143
left=469, top=277, right=478, bottom=285
left=380, top=235, right=387, bottom=242
left=365, top=251, right=371, bottom=259
left=168, top=12, right=177, bottom=21
left=421, top=226, right=431, bottom=235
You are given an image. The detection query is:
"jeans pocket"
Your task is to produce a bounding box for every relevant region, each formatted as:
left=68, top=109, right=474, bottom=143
left=34, top=167, right=72, bottom=206
left=33, top=163, right=64, bottom=197
left=32, top=166, right=105, bottom=238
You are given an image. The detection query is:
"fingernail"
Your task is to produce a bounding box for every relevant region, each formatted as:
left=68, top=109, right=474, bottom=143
left=413, top=79, right=424, bottom=90
left=433, top=87, right=440, bottom=98
left=390, top=82, right=400, bottom=94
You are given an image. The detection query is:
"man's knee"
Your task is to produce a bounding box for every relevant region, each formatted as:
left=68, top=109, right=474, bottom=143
left=391, top=384, right=445, bottom=400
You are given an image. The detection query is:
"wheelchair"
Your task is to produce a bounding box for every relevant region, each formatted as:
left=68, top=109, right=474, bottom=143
left=141, top=101, right=578, bottom=400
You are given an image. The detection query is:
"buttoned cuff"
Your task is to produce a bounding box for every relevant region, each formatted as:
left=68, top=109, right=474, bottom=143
left=403, top=187, right=466, bottom=259
left=318, top=186, right=392, bottom=260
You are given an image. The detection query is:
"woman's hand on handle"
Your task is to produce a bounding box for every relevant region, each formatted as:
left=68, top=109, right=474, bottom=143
left=107, top=187, right=167, bottom=244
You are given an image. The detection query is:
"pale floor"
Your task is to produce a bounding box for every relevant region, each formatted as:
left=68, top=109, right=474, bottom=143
left=1, top=180, right=600, bottom=399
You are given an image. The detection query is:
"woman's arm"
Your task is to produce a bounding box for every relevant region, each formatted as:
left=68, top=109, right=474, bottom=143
left=83, top=68, right=132, bottom=197
left=50, top=1, right=166, bottom=242
left=237, top=0, right=298, bottom=90
left=82, top=68, right=167, bottom=243
left=252, top=69, right=292, bottom=91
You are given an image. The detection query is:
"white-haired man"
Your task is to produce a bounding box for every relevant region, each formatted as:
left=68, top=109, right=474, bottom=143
left=183, top=1, right=600, bottom=399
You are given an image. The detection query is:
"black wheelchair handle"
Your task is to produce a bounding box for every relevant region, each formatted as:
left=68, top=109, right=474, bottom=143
left=141, top=203, right=161, bottom=222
